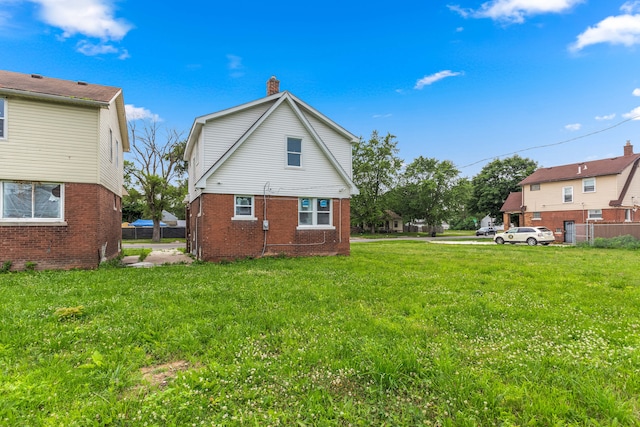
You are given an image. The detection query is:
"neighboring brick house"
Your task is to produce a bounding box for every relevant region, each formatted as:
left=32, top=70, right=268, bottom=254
left=506, top=142, right=640, bottom=243
left=184, top=77, right=359, bottom=262
left=0, top=70, right=129, bottom=270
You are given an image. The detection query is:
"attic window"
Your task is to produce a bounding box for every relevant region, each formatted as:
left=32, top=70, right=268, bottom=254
left=530, top=183, right=540, bottom=191
left=0, top=98, right=5, bottom=139
left=287, top=137, right=302, bottom=167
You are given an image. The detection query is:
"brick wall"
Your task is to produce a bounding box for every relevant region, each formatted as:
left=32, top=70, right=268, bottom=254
left=0, top=183, right=121, bottom=270
left=188, top=194, right=351, bottom=262
left=522, top=207, right=632, bottom=243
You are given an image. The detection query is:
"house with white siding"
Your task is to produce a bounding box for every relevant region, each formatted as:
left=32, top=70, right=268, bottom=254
left=0, top=70, right=129, bottom=270
left=184, top=77, right=359, bottom=262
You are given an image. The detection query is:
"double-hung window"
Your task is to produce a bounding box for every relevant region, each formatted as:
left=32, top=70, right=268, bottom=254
left=287, top=137, right=302, bottom=167
left=0, top=98, right=5, bottom=139
left=583, top=177, right=595, bottom=193
left=563, top=186, right=573, bottom=203
left=1, top=181, right=63, bottom=220
left=299, top=198, right=332, bottom=227
left=588, top=209, right=602, bottom=220
left=233, top=195, right=255, bottom=219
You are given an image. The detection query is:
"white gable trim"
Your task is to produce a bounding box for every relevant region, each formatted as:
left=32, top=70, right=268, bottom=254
left=194, top=92, right=359, bottom=194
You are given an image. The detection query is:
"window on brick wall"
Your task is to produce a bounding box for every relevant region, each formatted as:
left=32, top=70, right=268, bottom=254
left=532, top=212, right=541, bottom=220
left=588, top=209, right=602, bottom=220
left=233, top=195, right=255, bottom=219
left=0, top=181, right=63, bottom=221
left=298, top=197, right=332, bottom=227
left=625, top=209, right=632, bottom=222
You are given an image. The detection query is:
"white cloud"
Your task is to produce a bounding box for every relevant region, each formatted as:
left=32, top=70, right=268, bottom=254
left=449, top=0, right=583, bottom=24
left=633, top=88, right=640, bottom=96
left=227, top=54, right=245, bottom=78
left=595, top=113, right=616, bottom=121
left=373, top=113, right=393, bottom=119
left=565, top=123, right=582, bottom=131
left=125, top=105, right=161, bottom=122
left=414, top=70, right=462, bottom=89
left=456, top=26, right=464, bottom=32
left=31, top=0, right=132, bottom=40
left=570, top=5, right=640, bottom=51
left=621, top=1, right=640, bottom=14
left=623, top=106, right=640, bottom=120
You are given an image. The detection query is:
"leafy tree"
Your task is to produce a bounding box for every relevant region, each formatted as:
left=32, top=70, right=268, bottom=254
left=446, top=177, right=475, bottom=230
left=126, top=120, right=186, bottom=242
left=470, top=155, right=538, bottom=220
left=351, top=131, right=403, bottom=232
left=389, top=156, right=461, bottom=230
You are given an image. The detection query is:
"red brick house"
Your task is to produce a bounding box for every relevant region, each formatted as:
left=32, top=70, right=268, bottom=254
left=506, top=142, right=640, bottom=243
left=0, top=70, right=129, bottom=270
left=184, top=77, right=359, bottom=262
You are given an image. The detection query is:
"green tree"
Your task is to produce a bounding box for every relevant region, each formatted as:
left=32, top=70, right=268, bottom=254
left=126, top=120, right=186, bottom=242
left=470, top=155, right=538, bottom=221
left=390, top=156, right=461, bottom=231
left=351, top=131, right=403, bottom=232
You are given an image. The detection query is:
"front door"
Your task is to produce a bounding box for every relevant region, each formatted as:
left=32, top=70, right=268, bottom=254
left=564, top=221, right=575, bottom=243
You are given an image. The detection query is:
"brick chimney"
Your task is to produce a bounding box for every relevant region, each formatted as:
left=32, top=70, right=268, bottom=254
left=266, top=76, right=280, bottom=96
left=624, top=140, right=634, bottom=156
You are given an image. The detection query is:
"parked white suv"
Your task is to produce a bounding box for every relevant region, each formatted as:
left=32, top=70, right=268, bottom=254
left=494, top=226, right=554, bottom=246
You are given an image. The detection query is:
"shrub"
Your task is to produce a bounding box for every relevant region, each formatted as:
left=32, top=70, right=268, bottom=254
left=591, top=234, right=640, bottom=249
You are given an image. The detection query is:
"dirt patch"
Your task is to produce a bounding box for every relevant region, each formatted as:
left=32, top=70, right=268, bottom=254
left=140, top=360, right=191, bottom=389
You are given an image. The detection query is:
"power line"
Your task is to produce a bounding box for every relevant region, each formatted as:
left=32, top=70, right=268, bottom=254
left=459, top=114, right=640, bottom=169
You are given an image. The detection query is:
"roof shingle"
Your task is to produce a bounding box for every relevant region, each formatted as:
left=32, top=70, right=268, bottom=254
left=0, top=70, right=121, bottom=104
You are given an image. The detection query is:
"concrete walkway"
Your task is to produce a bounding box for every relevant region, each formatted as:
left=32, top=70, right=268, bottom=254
left=122, top=248, right=193, bottom=268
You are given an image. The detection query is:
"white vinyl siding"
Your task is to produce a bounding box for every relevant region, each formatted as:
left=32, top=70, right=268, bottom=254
left=305, top=112, right=353, bottom=177
left=99, top=103, right=125, bottom=195
left=202, top=102, right=348, bottom=198
left=1, top=97, right=100, bottom=184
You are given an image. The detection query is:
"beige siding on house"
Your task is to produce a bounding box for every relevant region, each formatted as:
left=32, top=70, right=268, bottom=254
left=98, top=101, right=125, bottom=195
left=524, top=175, right=621, bottom=212
left=0, top=97, right=100, bottom=183
left=203, top=102, right=349, bottom=198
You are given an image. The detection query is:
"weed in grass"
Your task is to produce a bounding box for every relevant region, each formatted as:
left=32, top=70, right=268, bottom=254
left=0, top=260, right=11, bottom=273
left=54, top=305, right=86, bottom=321
left=24, top=261, right=37, bottom=271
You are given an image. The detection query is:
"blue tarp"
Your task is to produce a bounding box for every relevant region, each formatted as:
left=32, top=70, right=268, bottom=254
left=130, top=219, right=167, bottom=227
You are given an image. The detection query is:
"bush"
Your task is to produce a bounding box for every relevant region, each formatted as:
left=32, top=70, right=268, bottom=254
left=591, top=234, right=640, bottom=249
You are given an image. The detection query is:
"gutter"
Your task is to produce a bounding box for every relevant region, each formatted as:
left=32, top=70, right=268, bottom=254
left=0, top=88, right=109, bottom=108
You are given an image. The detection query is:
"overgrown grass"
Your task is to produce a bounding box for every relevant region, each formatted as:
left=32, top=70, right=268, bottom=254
left=121, top=247, right=152, bottom=262
left=1, top=242, right=639, bottom=425
left=122, top=238, right=186, bottom=244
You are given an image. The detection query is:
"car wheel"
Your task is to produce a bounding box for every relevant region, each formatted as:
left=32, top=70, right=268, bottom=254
left=527, top=237, right=537, bottom=246
left=495, top=237, right=504, bottom=244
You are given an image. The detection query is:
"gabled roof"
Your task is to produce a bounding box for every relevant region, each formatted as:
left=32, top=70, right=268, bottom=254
left=186, top=90, right=359, bottom=194
left=0, top=70, right=129, bottom=151
left=500, top=192, right=523, bottom=213
left=519, top=153, right=640, bottom=186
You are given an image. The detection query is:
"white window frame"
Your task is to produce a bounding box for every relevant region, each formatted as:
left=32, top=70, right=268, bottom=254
left=582, top=177, right=596, bottom=193
left=298, top=197, right=334, bottom=229
left=587, top=209, right=602, bottom=220
left=286, top=137, right=302, bottom=168
left=532, top=212, right=541, bottom=220
left=563, top=186, right=573, bottom=203
left=232, top=195, right=256, bottom=220
left=625, top=209, right=632, bottom=222
left=0, top=181, right=65, bottom=223
left=109, top=129, right=114, bottom=163
left=530, top=183, right=540, bottom=191
left=0, top=98, right=6, bottom=140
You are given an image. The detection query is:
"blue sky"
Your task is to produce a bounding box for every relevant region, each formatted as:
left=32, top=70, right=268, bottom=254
left=2, top=0, right=640, bottom=177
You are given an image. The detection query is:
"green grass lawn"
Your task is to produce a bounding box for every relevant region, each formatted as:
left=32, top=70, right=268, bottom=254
left=1, top=242, right=639, bottom=425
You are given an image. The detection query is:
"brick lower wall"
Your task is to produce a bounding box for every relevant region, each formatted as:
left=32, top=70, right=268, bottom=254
left=522, top=207, right=632, bottom=243
left=0, top=183, right=122, bottom=271
left=188, top=194, right=351, bottom=262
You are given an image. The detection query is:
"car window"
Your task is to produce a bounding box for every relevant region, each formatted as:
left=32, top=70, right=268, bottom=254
left=537, top=227, right=551, bottom=232
left=520, top=228, right=534, bottom=233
